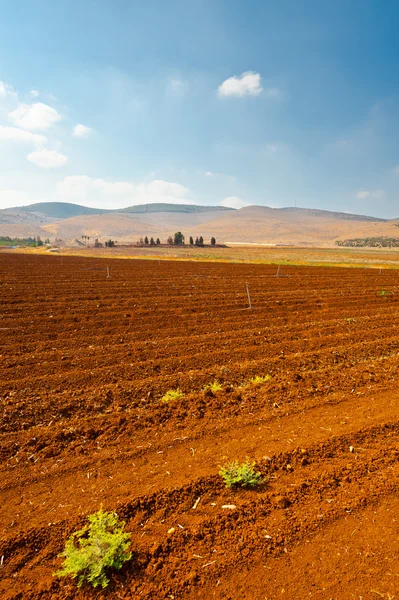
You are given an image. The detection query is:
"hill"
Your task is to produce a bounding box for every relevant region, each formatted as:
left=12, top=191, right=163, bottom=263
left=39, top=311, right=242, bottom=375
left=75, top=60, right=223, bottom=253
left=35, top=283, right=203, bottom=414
left=1, top=202, right=398, bottom=246
left=18, top=202, right=108, bottom=218
left=17, top=202, right=233, bottom=219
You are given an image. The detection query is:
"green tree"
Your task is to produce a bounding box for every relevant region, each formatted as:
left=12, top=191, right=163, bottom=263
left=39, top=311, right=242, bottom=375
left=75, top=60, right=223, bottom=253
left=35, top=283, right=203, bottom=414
left=174, top=231, right=185, bottom=245
left=150, top=237, right=156, bottom=245
left=211, top=237, right=216, bottom=246
left=144, top=236, right=149, bottom=244
left=156, top=238, right=161, bottom=245
left=189, top=236, right=194, bottom=245
left=199, top=236, right=204, bottom=246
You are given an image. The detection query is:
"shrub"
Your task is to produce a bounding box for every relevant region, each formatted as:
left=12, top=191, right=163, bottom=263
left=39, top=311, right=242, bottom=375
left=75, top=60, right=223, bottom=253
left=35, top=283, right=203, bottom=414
left=219, top=458, right=263, bottom=488
left=160, top=388, right=184, bottom=404
left=203, top=380, right=222, bottom=393
left=55, top=508, right=132, bottom=589
left=248, top=375, right=271, bottom=385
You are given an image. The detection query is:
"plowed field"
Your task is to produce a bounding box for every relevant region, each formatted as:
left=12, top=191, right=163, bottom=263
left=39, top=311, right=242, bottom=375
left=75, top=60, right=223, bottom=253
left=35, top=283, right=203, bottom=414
left=2, top=253, right=399, bottom=599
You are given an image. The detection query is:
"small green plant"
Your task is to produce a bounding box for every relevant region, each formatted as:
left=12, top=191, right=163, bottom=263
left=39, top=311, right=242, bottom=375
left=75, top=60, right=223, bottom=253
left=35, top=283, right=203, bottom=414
left=55, top=508, right=132, bottom=589
left=377, top=289, right=393, bottom=297
left=248, top=374, right=271, bottom=385
left=219, top=458, right=263, bottom=488
left=160, top=388, right=184, bottom=404
left=203, top=380, right=223, bottom=393
left=345, top=317, right=356, bottom=324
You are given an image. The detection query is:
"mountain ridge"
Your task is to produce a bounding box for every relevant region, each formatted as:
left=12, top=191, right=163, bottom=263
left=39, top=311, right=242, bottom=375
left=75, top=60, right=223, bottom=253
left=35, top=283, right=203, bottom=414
left=1, top=202, right=398, bottom=246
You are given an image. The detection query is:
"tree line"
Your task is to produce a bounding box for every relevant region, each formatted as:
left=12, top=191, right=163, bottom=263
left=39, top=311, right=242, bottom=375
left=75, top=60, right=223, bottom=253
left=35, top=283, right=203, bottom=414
left=139, top=232, right=217, bottom=246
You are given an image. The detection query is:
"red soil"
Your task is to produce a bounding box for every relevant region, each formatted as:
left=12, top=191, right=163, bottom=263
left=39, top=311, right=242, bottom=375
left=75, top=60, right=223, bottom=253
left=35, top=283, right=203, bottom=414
left=1, top=253, right=399, bottom=599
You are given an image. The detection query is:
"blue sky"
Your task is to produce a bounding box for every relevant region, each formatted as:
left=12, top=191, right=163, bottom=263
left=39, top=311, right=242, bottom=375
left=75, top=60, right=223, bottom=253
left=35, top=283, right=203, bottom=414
left=1, top=0, right=399, bottom=216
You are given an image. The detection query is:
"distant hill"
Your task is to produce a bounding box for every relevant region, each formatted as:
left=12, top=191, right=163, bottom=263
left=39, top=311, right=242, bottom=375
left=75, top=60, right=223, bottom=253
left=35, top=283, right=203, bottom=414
left=17, top=202, right=234, bottom=219
left=279, top=207, right=388, bottom=222
left=18, top=202, right=108, bottom=219
left=1, top=202, right=398, bottom=246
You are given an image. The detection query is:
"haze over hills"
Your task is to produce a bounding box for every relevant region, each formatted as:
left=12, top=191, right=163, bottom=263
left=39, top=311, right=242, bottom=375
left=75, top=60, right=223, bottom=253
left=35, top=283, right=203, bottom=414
left=1, top=202, right=399, bottom=246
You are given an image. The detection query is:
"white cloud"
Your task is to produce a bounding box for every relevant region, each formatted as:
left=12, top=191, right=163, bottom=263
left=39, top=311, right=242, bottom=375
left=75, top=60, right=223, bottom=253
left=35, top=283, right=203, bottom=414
left=204, top=171, right=214, bottom=177
left=57, top=176, right=133, bottom=198
left=94, top=179, right=133, bottom=194
left=0, top=81, right=17, bottom=99
left=218, top=71, right=263, bottom=97
left=27, top=149, right=68, bottom=169
left=220, top=196, right=249, bottom=209
left=9, top=102, right=62, bottom=131
left=0, top=189, right=35, bottom=208
left=135, top=179, right=188, bottom=198
left=356, top=189, right=385, bottom=200
left=29, top=90, right=39, bottom=97
left=72, top=124, right=93, bottom=138
left=0, top=126, right=46, bottom=147
left=56, top=176, right=192, bottom=208
left=395, top=166, right=399, bottom=175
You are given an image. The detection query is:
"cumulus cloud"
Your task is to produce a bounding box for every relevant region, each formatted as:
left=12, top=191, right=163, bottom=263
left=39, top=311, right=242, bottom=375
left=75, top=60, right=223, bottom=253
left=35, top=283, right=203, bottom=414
left=218, top=71, right=263, bottom=97
left=27, top=149, right=68, bottom=169
left=72, top=124, right=93, bottom=138
left=0, top=126, right=46, bottom=147
left=220, top=196, right=249, bottom=209
left=0, top=189, right=35, bottom=208
left=56, top=176, right=192, bottom=209
left=356, top=189, right=385, bottom=200
left=135, top=179, right=188, bottom=198
left=57, top=176, right=133, bottom=198
left=9, top=102, right=62, bottom=131
left=0, top=81, right=17, bottom=99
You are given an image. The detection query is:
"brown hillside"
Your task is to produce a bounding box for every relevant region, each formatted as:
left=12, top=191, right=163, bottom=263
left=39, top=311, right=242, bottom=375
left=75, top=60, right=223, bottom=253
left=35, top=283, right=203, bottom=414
left=1, top=204, right=398, bottom=246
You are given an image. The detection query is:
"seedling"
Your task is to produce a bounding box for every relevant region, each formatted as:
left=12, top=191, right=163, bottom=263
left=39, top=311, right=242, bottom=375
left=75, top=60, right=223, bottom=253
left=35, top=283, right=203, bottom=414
left=203, top=380, right=223, bottom=393
left=248, top=375, right=271, bottom=385
left=160, top=388, right=184, bottom=404
left=377, top=289, right=393, bottom=297
left=55, top=508, right=132, bottom=589
left=219, top=458, right=263, bottom=488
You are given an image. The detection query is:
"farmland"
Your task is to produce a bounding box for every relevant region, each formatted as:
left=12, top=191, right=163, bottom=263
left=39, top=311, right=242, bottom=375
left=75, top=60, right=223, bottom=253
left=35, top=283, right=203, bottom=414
left=2, top=252, right=399, bottom=599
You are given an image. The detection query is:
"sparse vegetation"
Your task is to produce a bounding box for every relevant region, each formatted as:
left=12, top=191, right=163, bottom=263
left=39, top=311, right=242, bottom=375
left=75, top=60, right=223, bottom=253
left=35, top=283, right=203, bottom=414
left=377, top=289, right=393, bottom=297
left=203, top=380, right=223, bottom=393
left=345, top=317, right=357, bottom=324
left=247, top=375, right=271, bottom=386
left=336, top=237, right=399, bottom=248
left=219, top=458, right=263, bottom=488
left=55, top=508, right=132, bottom=589
left=160, top=388, right=184, bottom=404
